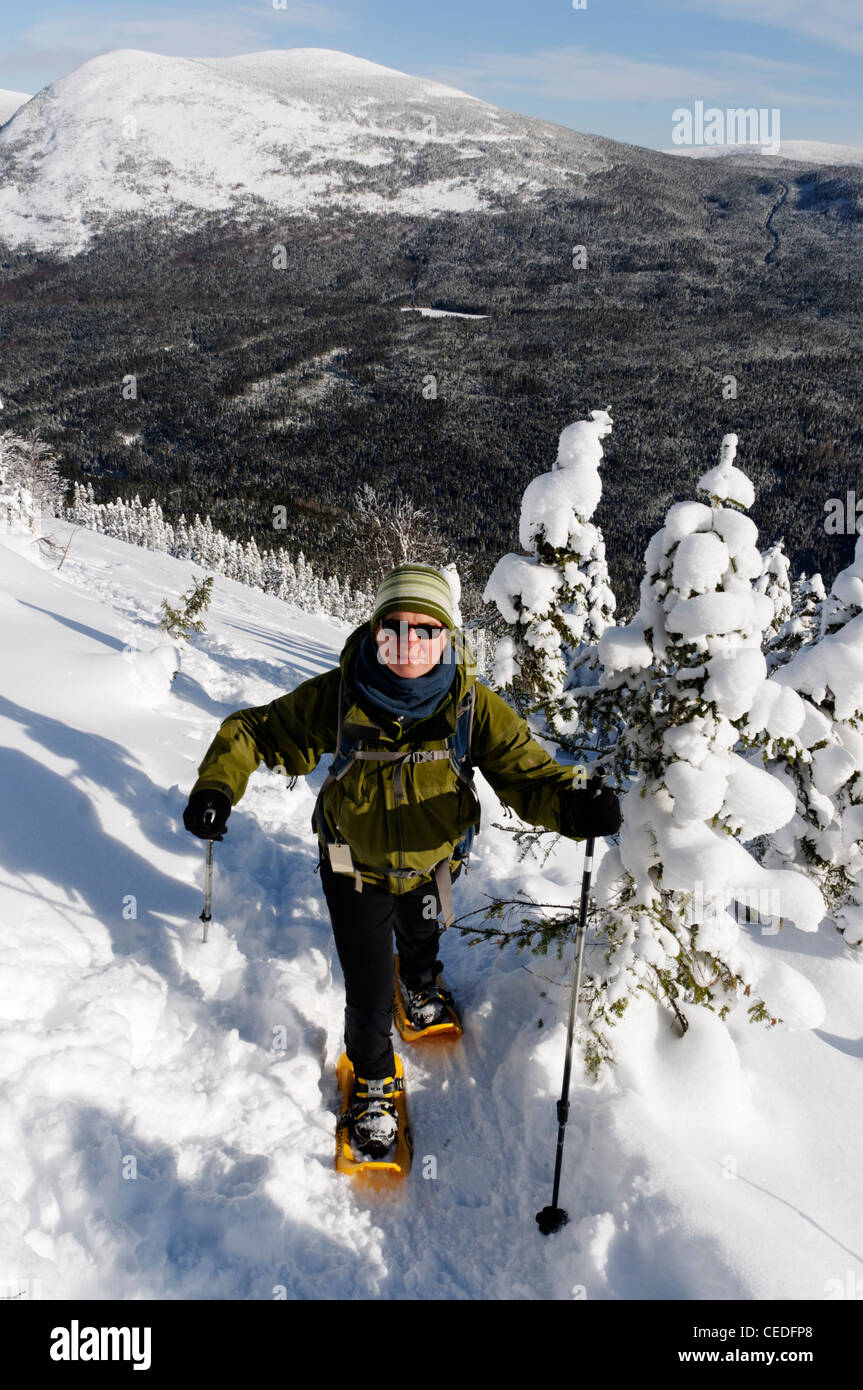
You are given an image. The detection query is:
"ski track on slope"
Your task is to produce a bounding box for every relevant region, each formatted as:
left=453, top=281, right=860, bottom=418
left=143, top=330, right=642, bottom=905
left=1, top=525, right=861, bottom=1300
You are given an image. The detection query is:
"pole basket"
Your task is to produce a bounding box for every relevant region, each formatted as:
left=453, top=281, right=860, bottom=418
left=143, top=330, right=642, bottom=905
left=536, top=1205, right=569, bottom=1235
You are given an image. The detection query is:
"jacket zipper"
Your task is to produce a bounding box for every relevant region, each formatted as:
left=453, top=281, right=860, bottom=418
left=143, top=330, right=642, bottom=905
left=395, top=724, right=405, bottom=878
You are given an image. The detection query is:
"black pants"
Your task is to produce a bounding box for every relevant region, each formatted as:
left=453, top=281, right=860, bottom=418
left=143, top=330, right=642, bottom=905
left=318, top=849, right=462, bottom=1078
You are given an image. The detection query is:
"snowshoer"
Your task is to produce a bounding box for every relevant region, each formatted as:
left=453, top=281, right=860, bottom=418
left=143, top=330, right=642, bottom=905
left=183, top=563, right=621, bottom=1158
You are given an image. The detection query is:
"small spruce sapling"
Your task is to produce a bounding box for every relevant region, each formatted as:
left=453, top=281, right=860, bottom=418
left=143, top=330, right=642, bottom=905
left=159, top=574, right=214, bottom=641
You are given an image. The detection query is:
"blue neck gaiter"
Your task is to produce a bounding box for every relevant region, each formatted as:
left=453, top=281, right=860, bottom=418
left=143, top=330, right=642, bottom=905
left=352, top=628, right=456, bottom=727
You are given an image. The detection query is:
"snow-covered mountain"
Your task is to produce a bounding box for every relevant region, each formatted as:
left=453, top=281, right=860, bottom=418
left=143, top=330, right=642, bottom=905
left=664, top=138, right=863, bottom=166
left=0, top=89, right=30, bottom=125
left=0, top=48, right=610, bottom=254
left=1, top=518, right=860, bottom=1300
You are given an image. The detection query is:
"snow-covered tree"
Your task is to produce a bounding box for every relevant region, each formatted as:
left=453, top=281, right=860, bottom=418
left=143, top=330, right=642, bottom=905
left=260, top=547, right=279, bottom=596
left=0, top=429, right=66, bottom=541
left=0, top=478, right=42, bottom=537
left=483, top=409, right=616, bottom=742
left=275, top=551, right=297, bottom=602
left=818, top=536, right=863, bottom=637
left=764, top=570, right=826, bottom=672
left=67, top=481, right=87, bottom=527
left=763, top=535, right=863, bottom=944
left=59, top=486, right=374, bottom=628
left=479, top=434, right=825, bottom=1073
left=174, top=514, right=192, bottom=561
left=756, top=539, right=792, bottom=670
left=293, top=550, right=311, bottom=608
left=244, top=538, right=260, bottom=586
left=581, top=437, right=824, bottom=1066
left=0, top=429, right=65, bottom=517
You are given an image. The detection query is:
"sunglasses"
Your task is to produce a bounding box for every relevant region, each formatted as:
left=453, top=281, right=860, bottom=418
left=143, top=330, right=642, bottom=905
left=377, top=621, right=447, bottom=642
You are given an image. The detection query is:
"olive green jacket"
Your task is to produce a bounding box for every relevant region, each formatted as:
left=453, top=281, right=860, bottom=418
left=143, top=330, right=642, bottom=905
left=191, top=622, right=579, bottom=893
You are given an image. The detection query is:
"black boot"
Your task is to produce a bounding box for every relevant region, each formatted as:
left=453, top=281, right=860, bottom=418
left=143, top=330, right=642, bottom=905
left=400, top=959, right=451, bottom=1029
left=347, top=1072, right=400, bottom=1157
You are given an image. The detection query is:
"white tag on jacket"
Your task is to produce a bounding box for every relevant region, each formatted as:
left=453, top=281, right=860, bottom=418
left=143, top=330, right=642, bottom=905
left=328, top=841, right=355, bottom=875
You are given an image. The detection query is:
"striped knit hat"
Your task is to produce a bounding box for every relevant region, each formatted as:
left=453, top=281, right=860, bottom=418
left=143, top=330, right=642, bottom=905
left=370, top=563, right=455, bottom=632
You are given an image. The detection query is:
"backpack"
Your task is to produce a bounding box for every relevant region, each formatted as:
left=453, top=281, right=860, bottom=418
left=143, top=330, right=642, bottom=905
left=312, top=675, right=480, bottom=923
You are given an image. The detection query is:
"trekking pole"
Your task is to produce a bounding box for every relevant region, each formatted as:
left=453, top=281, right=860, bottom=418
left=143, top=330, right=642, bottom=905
left=200, top=809, right=216, bottom=944
left=536, top=835, right=595, bottom=1235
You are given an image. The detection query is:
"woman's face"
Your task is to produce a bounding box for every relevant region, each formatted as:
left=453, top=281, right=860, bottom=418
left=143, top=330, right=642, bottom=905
left=374, top=610, right=450, bottom=678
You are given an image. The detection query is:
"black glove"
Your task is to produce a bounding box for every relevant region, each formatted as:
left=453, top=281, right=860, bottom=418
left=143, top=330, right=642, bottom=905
left=561, top=775, right=621, bottom=840
left=183, top=788, right=231, bottom=840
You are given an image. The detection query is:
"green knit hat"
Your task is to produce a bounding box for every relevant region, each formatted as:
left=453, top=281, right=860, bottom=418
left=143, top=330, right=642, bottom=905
left=370, top=563, right=455, bottom=632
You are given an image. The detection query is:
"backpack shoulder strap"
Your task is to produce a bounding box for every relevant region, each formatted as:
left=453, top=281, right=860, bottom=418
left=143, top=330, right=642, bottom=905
left=312, top=675, right=354, bottom=846
left=336, top=672, right=347, bottom=751
left=449, top=684, right=476, bottom=783
left=329, top=674, right=357, bottom=777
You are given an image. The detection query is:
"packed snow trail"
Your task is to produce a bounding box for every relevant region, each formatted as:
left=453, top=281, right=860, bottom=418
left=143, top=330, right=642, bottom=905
left=0, top=525, right=861, bottom=1300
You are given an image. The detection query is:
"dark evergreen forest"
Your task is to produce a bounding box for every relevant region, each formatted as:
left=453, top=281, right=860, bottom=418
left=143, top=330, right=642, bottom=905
left=1, top=151, right=861, bottom=619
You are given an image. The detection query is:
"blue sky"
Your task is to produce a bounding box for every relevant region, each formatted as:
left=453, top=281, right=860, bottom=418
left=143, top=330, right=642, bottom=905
left=1, top=0, right=861, bottom=150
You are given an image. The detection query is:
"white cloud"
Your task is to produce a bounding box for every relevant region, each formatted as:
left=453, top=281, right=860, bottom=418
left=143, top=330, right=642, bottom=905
left=708, top=50, right=828, bottom=77
left=667, top=0, right=863, bottom=55
left=425, top=46, right=848, bottom=109
left=4, top=3, right=350, bottom=76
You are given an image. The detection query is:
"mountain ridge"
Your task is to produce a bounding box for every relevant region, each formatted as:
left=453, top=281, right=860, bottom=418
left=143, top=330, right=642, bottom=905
left=0, top=88, right=31, bottom=125
left=665, top=138, right=863, bottom=167
left=0, top=46, right=611, bottom=254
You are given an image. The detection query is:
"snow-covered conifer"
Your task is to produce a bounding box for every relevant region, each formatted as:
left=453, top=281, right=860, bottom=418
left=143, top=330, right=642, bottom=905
left=764, top=535, right=863, bottom=943
left=57, top=485, right=378, bottom=629
left=211, top=525, right=228, bottom=576
left=0, top=429, right=66, bottom=540
left=0, top=429, right=65, bottom=518
left=483, top=409, right=615, bottom=743
left=557, top=435, right=822, bottom=1069
left=145, top=498, right=165, bottom=551
left=244, top=536, right=264, bottom=591
left=756, top=539, right=792, bottom=670
left=275, top=550, right=297, bottom=602
left=765, top=570, right=825, bottom=673
left=818, top=535, right=863, bottom=637
left=174, top=514, right=192, bottom=560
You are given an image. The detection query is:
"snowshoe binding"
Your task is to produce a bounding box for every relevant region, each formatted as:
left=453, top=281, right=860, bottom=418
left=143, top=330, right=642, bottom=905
left=393, top=956, right=463, bottom=1043
left=335, top=1053, right=412, bottom=1178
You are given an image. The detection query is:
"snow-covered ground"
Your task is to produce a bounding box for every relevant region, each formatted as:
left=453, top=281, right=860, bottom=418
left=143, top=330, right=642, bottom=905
left=400, top=307, right=488, bottom=319
left=0, top=523, right=860, bottom=1300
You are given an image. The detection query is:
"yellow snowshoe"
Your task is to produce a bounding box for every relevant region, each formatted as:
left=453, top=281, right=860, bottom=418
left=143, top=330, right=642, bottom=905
left=393, top=955, right=463, bottom=1043
left=334, top=1052, right=412, bottom=1178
